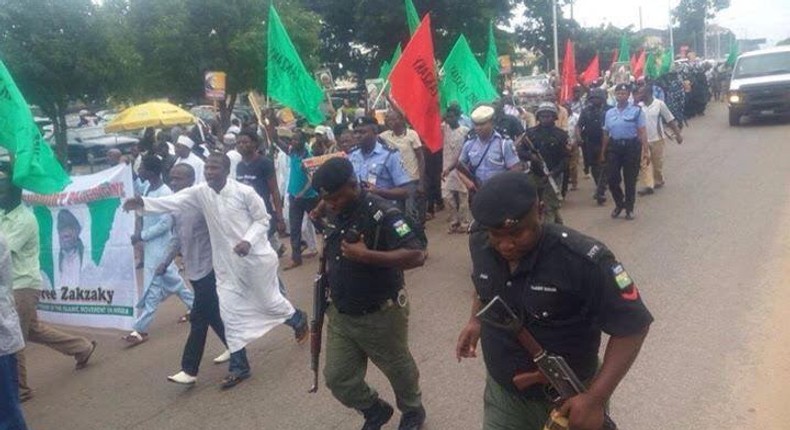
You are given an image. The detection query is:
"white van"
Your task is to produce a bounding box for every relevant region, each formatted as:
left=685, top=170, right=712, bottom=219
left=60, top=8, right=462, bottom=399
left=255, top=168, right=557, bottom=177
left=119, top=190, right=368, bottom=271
left=727, top=45, right=790, bottom=126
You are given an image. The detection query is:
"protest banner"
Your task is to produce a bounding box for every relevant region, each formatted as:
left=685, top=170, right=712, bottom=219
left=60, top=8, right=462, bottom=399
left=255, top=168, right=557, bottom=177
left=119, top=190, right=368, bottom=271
left=23, top=164, right=138, bottom=330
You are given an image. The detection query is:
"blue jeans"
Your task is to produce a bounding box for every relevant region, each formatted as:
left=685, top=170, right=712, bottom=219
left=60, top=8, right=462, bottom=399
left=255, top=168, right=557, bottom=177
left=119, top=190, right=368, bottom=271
left=134, top=270, right=194, bottom=333
left=0, top=354, right=28, bottom=430
left=227, top=309, right=305, bottom=377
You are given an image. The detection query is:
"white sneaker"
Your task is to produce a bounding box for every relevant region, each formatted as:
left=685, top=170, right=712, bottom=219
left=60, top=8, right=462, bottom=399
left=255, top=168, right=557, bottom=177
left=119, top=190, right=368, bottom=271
left=167, top=371, right=197, bottom=385
left=213, top=350, right=231, bottom=364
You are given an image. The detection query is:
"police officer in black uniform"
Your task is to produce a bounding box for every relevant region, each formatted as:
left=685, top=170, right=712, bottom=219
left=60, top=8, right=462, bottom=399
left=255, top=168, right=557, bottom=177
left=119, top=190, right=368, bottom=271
left=576, top=87, right=611, bottom=205
left=456, top=172, right=653, bottom=430
left=518, top=102, right=569, bottom=225
left=311, top=157, right=427, bottom=430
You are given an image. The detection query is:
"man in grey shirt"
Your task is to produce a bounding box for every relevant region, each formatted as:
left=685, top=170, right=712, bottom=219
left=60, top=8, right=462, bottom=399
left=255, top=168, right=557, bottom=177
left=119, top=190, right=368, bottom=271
left=0, top=234, right=29, bottom=429
left=163, top=164, right=229, bottom=385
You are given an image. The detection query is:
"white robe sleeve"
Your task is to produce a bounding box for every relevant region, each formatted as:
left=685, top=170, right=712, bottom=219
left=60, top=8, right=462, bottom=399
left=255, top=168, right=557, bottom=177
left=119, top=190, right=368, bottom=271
left=141, top=185, right=202, bottom=214
left=241, top=187, right=270, bottom=245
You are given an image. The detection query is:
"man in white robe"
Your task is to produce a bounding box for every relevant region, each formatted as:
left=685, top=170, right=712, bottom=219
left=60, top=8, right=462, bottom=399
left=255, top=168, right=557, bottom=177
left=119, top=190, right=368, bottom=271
left=174, top=135, right=205, bottom=184
left=123, top=153, right=307, bottom=389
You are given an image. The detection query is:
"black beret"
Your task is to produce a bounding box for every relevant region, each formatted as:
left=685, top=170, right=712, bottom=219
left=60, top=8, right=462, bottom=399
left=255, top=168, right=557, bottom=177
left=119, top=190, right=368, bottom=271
left=352, top=116, right=379, bottom=129
left=311, top=157, right=355, bottom=195
left=471, top=172, right=538, bottom=229
left=614, top=83, right=631, bottom=92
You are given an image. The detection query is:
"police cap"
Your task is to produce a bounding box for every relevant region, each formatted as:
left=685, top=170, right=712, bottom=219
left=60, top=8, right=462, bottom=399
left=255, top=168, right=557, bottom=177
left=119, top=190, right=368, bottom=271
left=352, top=116, right=379, bottom=130
left=471, top=172, right=539, bottom=229
left=471, top=105, right=496, bottom=124
left=311, top=157, right=355, bottom=195
left=535, top=102, right=558, bottom=116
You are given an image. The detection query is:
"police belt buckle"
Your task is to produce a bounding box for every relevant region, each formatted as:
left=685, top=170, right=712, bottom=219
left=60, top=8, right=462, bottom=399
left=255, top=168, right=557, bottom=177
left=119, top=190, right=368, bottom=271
left=396, top=290, right=408, bottom=308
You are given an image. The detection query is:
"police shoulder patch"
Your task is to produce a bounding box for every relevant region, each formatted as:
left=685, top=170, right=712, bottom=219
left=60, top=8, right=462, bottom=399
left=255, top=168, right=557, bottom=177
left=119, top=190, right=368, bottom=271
left=611, top=264, right=633, bottom=289
left=393, top=219, right=412, bottom=237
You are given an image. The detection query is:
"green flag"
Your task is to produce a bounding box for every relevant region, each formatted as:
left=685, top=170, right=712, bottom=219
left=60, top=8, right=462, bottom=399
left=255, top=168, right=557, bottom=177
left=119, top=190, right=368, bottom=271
left=0, top=58, right=69, bottom=194
left=266, top=5, right=325, bottom=125
left=618, top=35, right=630, bottom=63
left=405, top=0, right=420, bottom=35
left=726, top=41, right=739, bottom=67
left=484, top=21, right=500, bottom=85
left=378, top=61, right=391, bottom=81
left=659, top=49, right=673, bottom=75
left=440, top=35, right=498, bottom=115
left=390, top=43, right=403, bottom=68
left=645, top=52, right=659, bottom=79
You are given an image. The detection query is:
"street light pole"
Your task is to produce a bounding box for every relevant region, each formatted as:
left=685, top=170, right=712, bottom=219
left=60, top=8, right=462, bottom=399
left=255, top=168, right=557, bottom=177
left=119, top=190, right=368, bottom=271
left=668, top=0, right=675, bottom=57
left=552, top=0, right=559, bottom=72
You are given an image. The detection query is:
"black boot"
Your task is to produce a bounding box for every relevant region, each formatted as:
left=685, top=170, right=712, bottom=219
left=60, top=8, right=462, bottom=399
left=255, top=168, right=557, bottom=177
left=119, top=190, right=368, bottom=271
left=361, top=400, right=394, bottom=430
left=398, top=406, right=427, bottom=430
left=611, top=207, right=623, bottom=218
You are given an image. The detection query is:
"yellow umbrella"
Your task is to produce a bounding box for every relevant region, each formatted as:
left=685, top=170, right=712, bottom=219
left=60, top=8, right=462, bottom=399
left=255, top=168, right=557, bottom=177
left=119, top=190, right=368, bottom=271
left=104, top=102, right=196, bottom=133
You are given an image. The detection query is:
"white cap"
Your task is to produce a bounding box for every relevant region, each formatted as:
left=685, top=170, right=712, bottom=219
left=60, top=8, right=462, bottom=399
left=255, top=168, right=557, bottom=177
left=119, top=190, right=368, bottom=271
left=176, top=135, right=195, bottom=149
left=471, top=105, right=495, bottom=124
left=223, top=133, right=237, bottom=144
left=314, top=125, right=328, bottom=136
left=79, top=109, right=89, bottom=116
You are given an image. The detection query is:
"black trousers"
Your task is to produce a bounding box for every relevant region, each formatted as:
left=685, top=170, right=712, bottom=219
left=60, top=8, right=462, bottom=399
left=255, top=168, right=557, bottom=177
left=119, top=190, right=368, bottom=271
left=606, top=142, right=641, bottom=212
left=424, top=148, right=444, bottom=212
left=289, top=195, right=320, bottom=263
left=181, top=271, right=226, bottom=376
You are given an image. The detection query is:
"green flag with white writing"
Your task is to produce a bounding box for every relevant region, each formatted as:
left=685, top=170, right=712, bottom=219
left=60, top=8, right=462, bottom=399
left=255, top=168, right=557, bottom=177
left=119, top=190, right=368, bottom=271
left=441, top=35, right=498, bottom=115
left=484, top=21, right=500, bottom=86
left=266, top=5, right=325, bottom=125
left=405, top=0, right=420, bottom=35
left=0, top=57, right=69, bottom=194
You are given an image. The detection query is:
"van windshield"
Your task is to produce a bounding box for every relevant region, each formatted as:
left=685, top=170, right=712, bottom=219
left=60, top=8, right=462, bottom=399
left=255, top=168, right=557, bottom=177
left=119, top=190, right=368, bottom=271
left=734, top=51, right=790, bottom=79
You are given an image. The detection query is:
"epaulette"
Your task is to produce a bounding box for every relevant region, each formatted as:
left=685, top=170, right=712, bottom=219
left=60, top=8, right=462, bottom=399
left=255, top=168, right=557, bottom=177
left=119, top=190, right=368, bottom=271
left=548, top=224, right=608, bottom=264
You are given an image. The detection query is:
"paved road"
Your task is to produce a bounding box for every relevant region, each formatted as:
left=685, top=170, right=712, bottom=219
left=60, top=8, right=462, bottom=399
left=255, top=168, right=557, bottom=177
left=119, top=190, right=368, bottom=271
left=21, top=104, right=790, bottom=429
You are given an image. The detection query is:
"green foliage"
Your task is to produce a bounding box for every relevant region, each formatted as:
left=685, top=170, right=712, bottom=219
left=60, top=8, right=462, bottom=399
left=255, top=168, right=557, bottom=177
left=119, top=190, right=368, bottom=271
left=672, top=0, right=731, bottom=55
left=573, top=24, right=639, bottom=72
left=777, top=38, right=790, bottom=47
left=306, top=0, right=513, bottom=79
left=514, top=0, right=577, bottom=68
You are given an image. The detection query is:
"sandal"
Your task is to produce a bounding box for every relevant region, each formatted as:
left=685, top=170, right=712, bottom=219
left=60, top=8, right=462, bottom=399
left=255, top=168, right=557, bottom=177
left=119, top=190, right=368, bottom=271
left=122, top=331, right=148, bottom=346
left=75, top=341, right=98, bottom=370
left=220, top=373, right=250, bottom=390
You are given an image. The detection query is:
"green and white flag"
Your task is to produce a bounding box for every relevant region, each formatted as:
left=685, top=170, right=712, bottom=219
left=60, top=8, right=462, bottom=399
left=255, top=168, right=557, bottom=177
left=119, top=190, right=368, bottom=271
left=24, top=164, right=138, bottom=330
left=266, top=5, right=325, bottom=125
left=405, top=0, right=420, bottom=35
left=0, top=57, right=69, bottom=194
left=440, top=35, right=498, bottom=114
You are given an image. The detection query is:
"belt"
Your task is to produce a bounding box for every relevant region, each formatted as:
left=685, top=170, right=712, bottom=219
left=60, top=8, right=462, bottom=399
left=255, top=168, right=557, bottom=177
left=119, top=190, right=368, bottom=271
left=339, top=289, right=408, bottom=316
left=611, top=138, right=638, bottom=145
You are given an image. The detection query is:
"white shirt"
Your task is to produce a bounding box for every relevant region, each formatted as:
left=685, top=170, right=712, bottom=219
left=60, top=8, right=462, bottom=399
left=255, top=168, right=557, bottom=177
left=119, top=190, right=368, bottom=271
left=141, top=179, right=295, bottom=352
left=227, top=150, right=242, bottom=180
left=175, top=152, right=205, bottom=183
left=379, top=129, right=423, bottom=181
left=639, top=99, right=675, bottom=143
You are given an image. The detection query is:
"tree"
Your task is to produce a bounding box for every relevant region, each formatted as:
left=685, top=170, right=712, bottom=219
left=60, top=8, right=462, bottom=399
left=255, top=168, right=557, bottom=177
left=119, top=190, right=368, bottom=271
left=514, top=0, right=578, bottom=71
left=574, top=24, right=639, bottom=73
left=777, top=38, right=790, bottom=47
left=0, top=0, right=135, bottom=165
left=672, top=0, right=731, bottom=55
left=306, top=0, right=513, bottom=80
left=124, top=0, right=320, bottom=129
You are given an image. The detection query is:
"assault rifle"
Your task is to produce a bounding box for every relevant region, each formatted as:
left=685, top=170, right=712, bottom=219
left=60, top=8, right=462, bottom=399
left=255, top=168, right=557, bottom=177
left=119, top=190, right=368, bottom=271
left=517, top=132, right=564, bottom=202
left=476, top=296, right=616, bottom=430
left=308, top=253, right=329, bottom=393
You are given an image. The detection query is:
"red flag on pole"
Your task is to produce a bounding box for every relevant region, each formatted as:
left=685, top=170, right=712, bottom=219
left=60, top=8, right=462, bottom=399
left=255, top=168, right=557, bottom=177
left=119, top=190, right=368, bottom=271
left=581, top=54, right=600, bottom=85
left=389, top=14, right=442, bottom=153
left=630, top=53, right=637, bottom=71
left=559, top=39, right=576, bottom=103
left=610, top=49, right=619, bottom=67
left=633, top=49, right=647, bottom=78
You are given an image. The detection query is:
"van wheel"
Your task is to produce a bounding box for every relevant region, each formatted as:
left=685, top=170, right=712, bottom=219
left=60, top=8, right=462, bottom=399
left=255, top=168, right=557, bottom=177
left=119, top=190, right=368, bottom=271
left=729, top=110, right=741, bottom=126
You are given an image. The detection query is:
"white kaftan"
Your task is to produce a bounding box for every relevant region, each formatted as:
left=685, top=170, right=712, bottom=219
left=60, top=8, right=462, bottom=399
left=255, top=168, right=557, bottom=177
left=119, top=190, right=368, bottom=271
left=140, top=179, right=295, bottom=352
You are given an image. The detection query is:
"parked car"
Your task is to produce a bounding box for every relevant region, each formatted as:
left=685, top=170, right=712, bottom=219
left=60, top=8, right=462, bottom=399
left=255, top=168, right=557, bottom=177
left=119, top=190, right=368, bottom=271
left=57, top=126, right=139, bottom=168
left=727, top=45, right=790, bottom=126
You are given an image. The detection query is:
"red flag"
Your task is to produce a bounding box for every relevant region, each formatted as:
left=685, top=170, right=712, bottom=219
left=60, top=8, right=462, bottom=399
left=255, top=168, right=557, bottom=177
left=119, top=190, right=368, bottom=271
left=559, top=39, right=576, bottom=103
left=630, top=53, right=637, bottom=71
left=389, top=15, right=442, bottom=153
left=610, top=49, right=619, bottom=67
left=581, top=54, right=600, bottom=85
left=633, top=49, right=647, bottom=78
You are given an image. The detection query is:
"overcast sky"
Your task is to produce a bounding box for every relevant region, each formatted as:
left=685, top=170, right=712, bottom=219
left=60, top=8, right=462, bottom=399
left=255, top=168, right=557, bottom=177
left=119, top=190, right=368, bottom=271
left=560, top=0, right=789, bottom=46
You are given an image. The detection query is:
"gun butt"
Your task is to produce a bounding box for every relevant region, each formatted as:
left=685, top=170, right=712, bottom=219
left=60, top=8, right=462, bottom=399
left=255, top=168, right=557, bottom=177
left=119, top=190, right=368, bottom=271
left=513, top=371, right=550, bottom=391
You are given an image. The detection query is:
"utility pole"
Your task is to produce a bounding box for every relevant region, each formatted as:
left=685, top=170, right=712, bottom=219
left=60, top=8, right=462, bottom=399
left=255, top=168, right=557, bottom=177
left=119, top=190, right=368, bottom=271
left=668, top=0, right=675, bottom=58
left=552, top=0, right=559, bottom=72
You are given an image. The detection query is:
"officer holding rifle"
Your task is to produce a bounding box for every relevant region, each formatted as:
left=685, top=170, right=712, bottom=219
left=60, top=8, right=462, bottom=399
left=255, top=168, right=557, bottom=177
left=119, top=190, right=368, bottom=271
left=455, top=172, right=653, bottom=430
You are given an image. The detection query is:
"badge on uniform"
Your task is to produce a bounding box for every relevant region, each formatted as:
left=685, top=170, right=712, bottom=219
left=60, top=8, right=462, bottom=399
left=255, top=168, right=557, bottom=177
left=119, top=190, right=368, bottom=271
left=393, top=220, right=412, bottom=237
left=611, top=263, right=639, bottom=301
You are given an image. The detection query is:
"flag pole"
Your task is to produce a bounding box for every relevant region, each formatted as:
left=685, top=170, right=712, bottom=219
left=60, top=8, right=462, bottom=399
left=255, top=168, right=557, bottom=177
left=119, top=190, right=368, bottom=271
left=371, top=80, right=391, bottom=112
left=552, top=0, right=559, bottom=73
